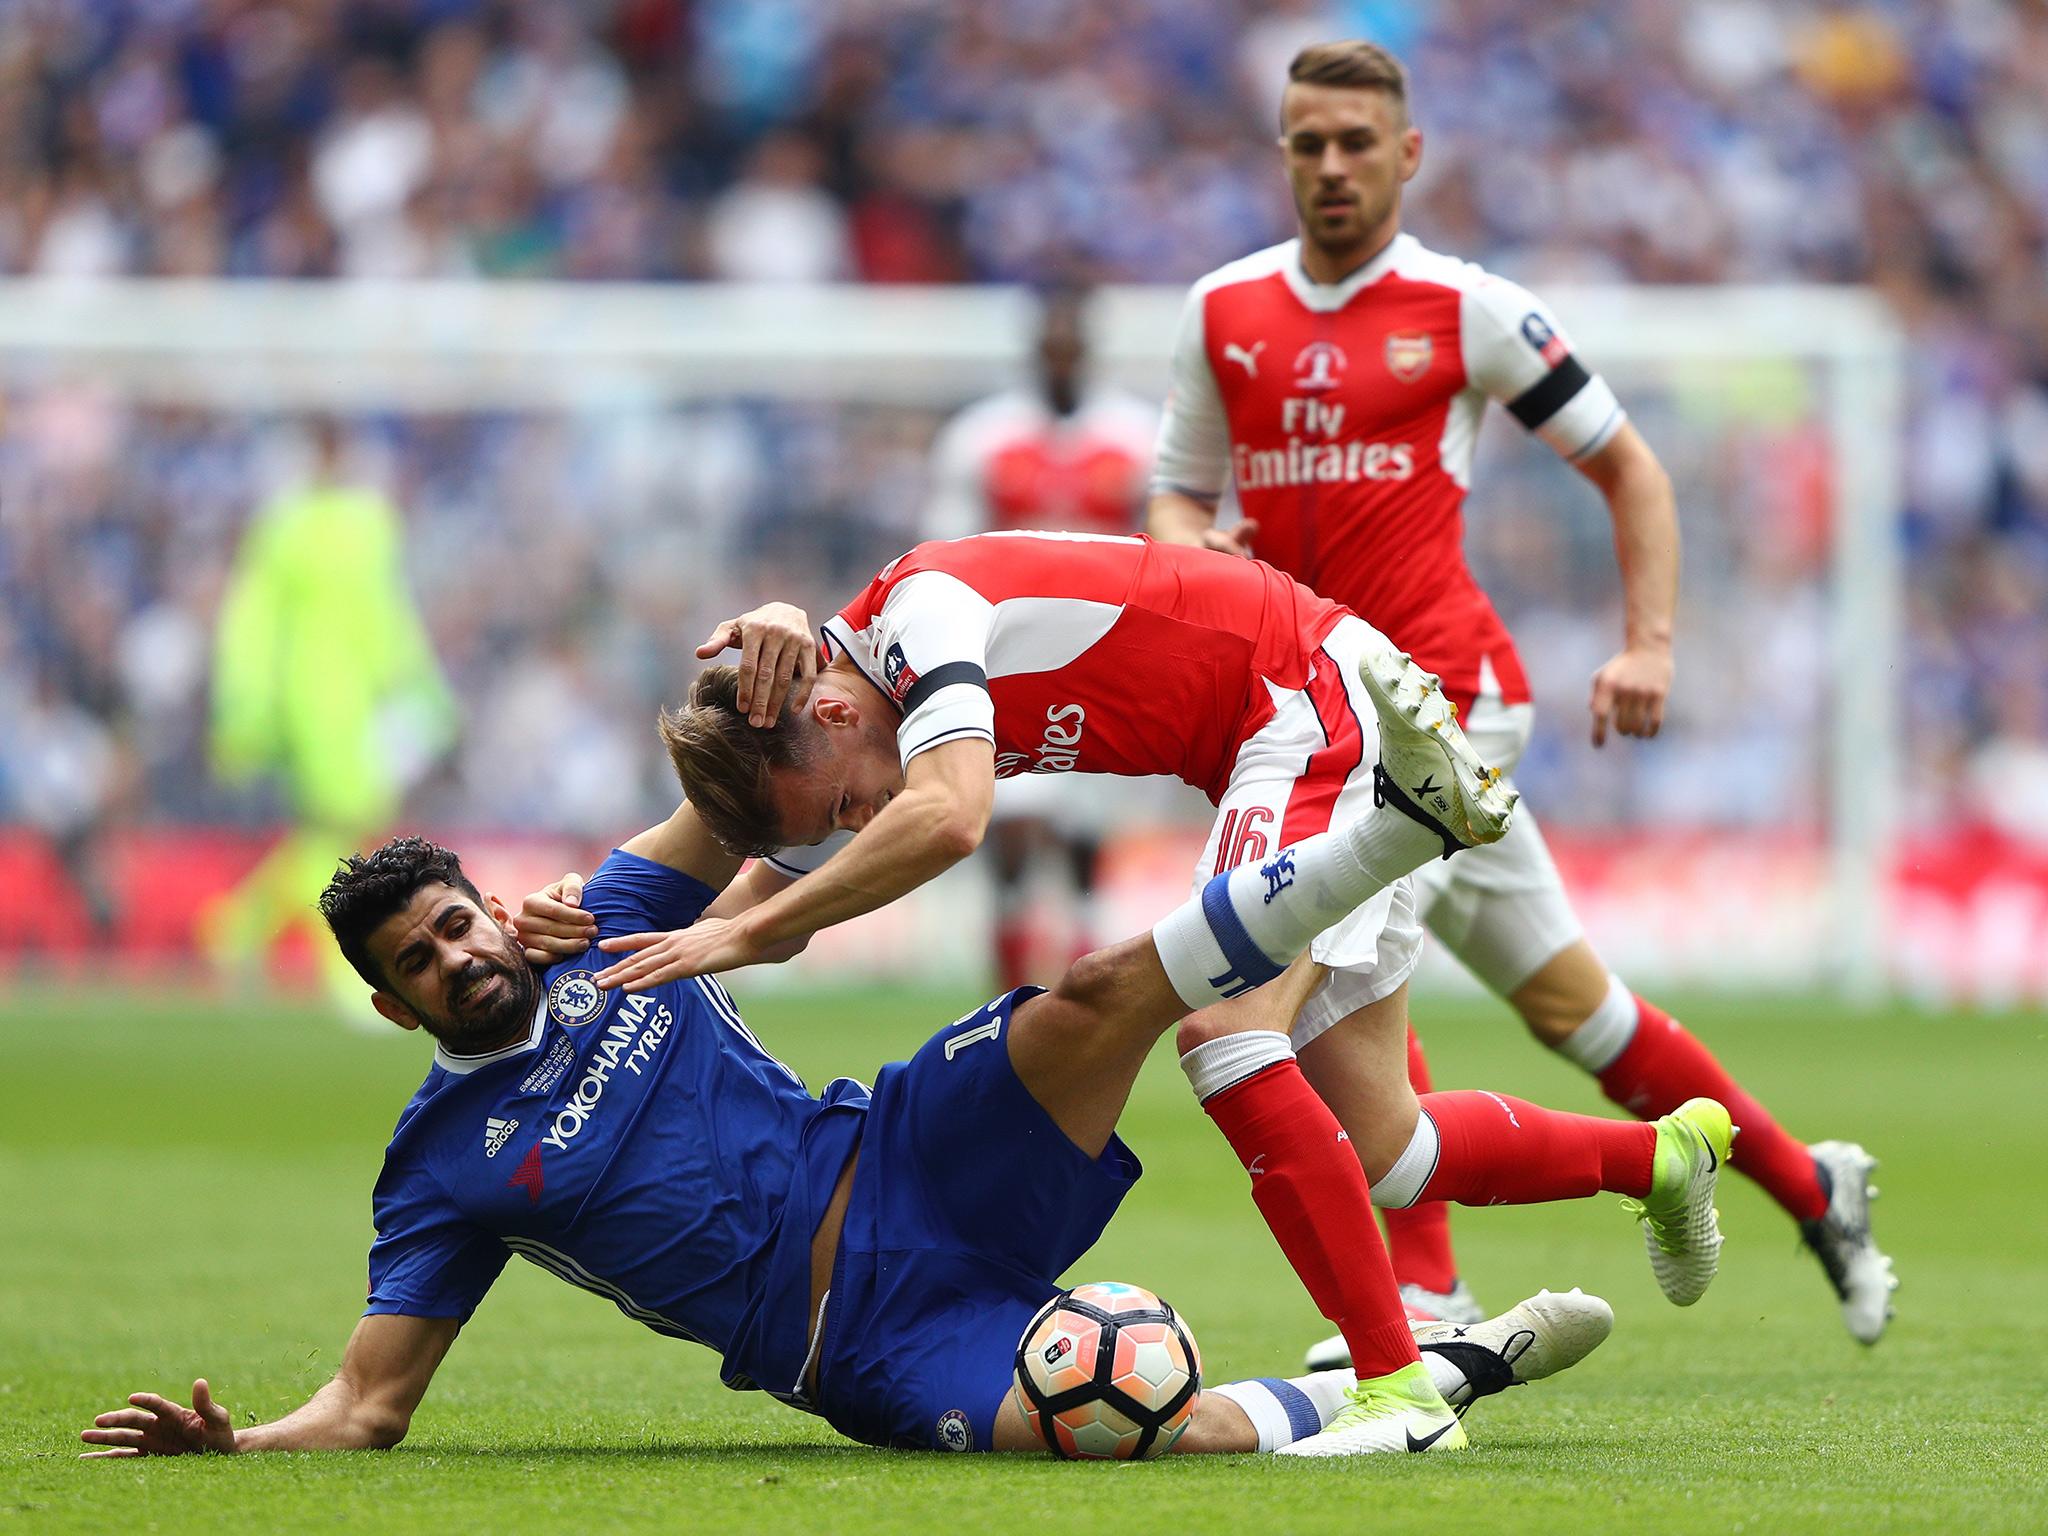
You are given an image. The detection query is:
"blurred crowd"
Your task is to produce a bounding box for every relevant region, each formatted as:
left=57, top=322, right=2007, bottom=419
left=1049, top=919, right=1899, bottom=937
left=3, top=0, right=2047, bottom=859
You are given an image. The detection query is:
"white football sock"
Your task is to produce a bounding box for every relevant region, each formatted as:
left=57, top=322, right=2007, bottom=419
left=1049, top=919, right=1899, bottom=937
left=1178, top=1031, right=1293, bottom=1104
left=1367, top=1109, right=1440, bottom=1209
left=1349, top=799, right=1451, bottom=885
left=1151, top=814, right=1428, bottom=1012
left=1210, top=1371, right=1352, bottom=1453
left=1420, top=1345, right=1475, bottom=1408
left=1554, top=972, right=1639, bottom=1072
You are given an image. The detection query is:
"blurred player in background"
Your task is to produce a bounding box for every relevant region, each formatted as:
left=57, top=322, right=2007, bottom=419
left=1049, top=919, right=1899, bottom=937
left=924, top=286, right=1159, bottom=989
left=1147, top=40, right=1893, bottom=1345
left=199, top=419, right=457, bottom=1012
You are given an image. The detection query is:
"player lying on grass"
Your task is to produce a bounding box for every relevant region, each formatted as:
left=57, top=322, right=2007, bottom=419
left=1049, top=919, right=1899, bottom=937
left=82, top=806, right=1619, bottom=1461
left=518, top=534, right=1733, bottom=1393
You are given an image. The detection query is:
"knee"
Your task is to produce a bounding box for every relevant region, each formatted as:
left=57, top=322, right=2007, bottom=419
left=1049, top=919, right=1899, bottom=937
left=1048, top=944, right=1123, bottom=1017
left=1355, top=1098, right=1421, bottom=1186
left=1174, top=1009, right=1231, bottom=1056
left=1518, top=998, right=1582, bottom=1048
left=1506, top=944, right=1610, bottom=1047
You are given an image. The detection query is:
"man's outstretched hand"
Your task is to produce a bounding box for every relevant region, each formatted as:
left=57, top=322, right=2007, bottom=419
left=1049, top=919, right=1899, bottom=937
left=82, top=1379, right=236, bottom=1457
left=594, top=918, right=762, bottom=992
left=513, top=872, right=597, bottom=967
left=696, top=602, right=817, bottom=729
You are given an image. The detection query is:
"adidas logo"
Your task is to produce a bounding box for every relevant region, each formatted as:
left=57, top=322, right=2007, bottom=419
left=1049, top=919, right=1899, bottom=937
left=483, top=1116, right=519, bottom=1158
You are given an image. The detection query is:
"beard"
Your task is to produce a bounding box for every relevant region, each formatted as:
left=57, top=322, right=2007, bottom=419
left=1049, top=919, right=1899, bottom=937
left=1297, top=186, right=1393, bottom=262
left=419, top=945, right=541, bottom=1055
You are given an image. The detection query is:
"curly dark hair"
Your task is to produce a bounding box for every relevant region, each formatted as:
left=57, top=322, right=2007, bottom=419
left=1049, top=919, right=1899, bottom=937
left=319, top=835, right=485, bottom=989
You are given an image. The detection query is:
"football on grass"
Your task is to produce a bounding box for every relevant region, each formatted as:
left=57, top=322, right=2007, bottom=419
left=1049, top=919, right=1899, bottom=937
left=1014, top=1281, right=1201, bottom=1459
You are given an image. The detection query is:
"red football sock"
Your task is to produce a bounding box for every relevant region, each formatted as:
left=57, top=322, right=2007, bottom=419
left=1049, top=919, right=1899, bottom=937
left=1382, top=1026, right=1460, bottom=1293
left=1598, top=995, right=1827, bottom=1222
left=1416, top=1090, right=1655, bottom=1204
left=1204, top=1062, right=1420, bottom=1379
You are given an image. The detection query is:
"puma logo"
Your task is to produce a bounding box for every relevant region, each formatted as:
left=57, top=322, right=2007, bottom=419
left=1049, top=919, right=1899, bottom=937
left=1224, top=340, right=1265, bottom=378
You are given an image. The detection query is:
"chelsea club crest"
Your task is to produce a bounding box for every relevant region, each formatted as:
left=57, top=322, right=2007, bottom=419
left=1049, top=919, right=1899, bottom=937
left=546, top=969, right=606, bottom=1028
left=935, top=1408, right=974, bottom=1452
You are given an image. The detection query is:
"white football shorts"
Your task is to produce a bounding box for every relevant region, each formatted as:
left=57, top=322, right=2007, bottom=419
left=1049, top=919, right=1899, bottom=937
left=1192, top=616, right=1424, bottom=1048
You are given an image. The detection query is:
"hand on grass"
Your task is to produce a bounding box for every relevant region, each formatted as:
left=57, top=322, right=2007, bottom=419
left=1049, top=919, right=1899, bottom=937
left=81, top=1379, right=236, bottom=1457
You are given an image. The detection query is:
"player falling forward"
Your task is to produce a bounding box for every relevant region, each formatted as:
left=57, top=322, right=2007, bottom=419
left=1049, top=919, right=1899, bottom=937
left=521, top=531, right=1733, bottom=1452
left=923, top=283, right=1160, bottom=990
left=1146, top=40, right=1892, bottom=1345
left=82, top=814, right=1615, bottom=1461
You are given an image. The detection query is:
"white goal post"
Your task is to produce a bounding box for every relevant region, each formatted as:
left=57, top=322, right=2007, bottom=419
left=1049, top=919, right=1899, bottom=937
left=0, top=279, right=1905, bottom=1001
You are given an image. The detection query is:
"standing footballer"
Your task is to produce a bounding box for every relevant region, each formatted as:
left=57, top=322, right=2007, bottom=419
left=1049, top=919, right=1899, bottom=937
left=1146, top=39, right=1893, bottom=1346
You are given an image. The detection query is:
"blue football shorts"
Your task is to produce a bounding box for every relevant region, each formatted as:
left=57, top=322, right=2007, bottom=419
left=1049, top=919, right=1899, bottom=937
left=812, top=986, right=1142, bottom=1452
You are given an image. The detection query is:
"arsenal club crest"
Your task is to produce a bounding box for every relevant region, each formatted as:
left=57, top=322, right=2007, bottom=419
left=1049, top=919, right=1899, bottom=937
left=1384, top=331, right=1433, bottom=383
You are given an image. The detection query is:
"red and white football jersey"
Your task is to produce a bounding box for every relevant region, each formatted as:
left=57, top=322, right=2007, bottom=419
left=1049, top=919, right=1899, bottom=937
left=821, top=531, right=1346, bottom=801
left=925, top=386, right=1159, bottom=542
left=1151, top=234, right=1626, bottom=714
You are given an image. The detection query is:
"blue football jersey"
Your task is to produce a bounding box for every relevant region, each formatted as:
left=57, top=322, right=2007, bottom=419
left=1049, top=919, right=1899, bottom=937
left=364, top=848, right=868, bottom=1405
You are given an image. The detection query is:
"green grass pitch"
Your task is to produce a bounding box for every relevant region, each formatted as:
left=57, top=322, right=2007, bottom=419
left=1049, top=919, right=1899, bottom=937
left=3, top=982, right=2043, bottom=1533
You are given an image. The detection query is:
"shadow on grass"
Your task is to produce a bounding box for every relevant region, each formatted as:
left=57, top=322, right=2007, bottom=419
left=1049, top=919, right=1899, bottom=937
left=399, top=1441, right=887, bottom=1463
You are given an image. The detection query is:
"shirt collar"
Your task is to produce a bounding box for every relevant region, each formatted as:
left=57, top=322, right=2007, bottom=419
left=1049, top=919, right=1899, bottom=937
left=433, top=995, right=548, bottom=1076
left=1281, top=231, right=1413, bottom=312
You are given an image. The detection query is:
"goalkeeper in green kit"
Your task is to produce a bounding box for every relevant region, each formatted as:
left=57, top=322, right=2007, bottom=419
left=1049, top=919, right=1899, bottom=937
left=199, top=419, right=457, bottom=1010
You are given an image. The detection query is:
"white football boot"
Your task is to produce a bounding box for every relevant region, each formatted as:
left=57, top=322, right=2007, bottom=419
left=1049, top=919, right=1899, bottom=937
left=1413, top=1288, right=1616, bottom=1414
left=1801, top=1140, right=1897, bottom=1344
left=1357, top=646, right=1518, bottom=855
left=1304, top=1280, right=1487, bottom=1371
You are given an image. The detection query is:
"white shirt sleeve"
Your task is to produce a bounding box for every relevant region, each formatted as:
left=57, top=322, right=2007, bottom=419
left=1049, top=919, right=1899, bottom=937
left=860, top=570, right=998, bottom=767
left=762, top=828, right=854, bottom=880
left=1461, top=276, right=1626, bottom=462
left=1149, top=284, right=1233, bottom=501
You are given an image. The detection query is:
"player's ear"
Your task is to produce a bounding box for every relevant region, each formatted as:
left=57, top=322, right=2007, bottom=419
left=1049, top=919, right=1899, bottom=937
left=814, top=695, right=859, bottom=730
left=1399, top=124, right=1422, bottom=181
left=482, top=890, right=515, bottom=934
left=371, top=990, right=421, bottom=1033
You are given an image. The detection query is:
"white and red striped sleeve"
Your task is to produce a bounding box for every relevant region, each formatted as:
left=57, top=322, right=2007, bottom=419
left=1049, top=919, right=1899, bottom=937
left=1461, top=276, right=1625, bottom=462
left=825, top=569, right=998, bottom=767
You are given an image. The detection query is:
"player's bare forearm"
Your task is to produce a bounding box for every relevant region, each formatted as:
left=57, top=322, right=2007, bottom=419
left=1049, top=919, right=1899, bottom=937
left=592, top=740, right=996, bottom=988
left=1578, top=423, right=1679, bottom=744
left=739, top=742, right=995, bottom=953
left=241, top=1313, right=456, bottom=1452
left=234, top=1377, right=406, bottom=1452
left=1146, top=490, right=1217, bottom=544
left=1581, top=423, right=1678, bottom=651
left=1147, top=490, right=1258, bottom=556
left=703, top=860, right=810, bottom=962
left=81, top=1315, right=456, bottom=1458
